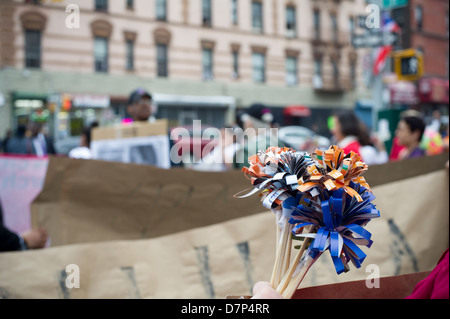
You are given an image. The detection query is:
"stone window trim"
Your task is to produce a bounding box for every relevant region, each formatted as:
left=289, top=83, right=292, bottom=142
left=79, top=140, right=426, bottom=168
left=285, top=48, right=300, bottom=58
left=124, top=31, right=137, bottom=42
left=312, top=47, right=324, bottom=60
left=154, top=28, right=172, bottom=45
left=230, top=43, right=241, bottom=52
left=201, top=39, right=216, bottom=50
left=91, top=20, right=113, bottom=38
left=329, top=48, right=341, bottom=62
left=251, top=45, right=268, bottom=54
left=348, top=51, right=358, bottom=63
left=20, top=11, right=47, bottom=31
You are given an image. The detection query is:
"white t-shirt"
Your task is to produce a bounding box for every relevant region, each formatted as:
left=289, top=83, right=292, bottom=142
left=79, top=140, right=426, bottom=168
left=193, top=143, right=241, bottom=172
left=69, top=147, right=93, bottom=159
left=360, top=145, right=388, bottom=165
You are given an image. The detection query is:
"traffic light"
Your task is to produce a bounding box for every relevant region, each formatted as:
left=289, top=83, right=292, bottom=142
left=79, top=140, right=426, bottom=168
left=392, top=49, right=424, bottom=81
left=62, top=94, right=72, bottom=111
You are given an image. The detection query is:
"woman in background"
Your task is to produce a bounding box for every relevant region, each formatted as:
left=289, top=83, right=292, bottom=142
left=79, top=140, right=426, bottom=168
left=68, top=122, right=99, bottom=160
left=330, top=111, right=364, bottom=160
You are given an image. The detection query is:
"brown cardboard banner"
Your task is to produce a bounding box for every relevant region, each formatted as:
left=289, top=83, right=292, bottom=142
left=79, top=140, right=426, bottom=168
left=31, top=156, right=263, bottom=246
left=0, top=168, right=448, bottom=299
left=30, top=153, right=448, bottom=247
left=92, top=119, right=168, bottom=141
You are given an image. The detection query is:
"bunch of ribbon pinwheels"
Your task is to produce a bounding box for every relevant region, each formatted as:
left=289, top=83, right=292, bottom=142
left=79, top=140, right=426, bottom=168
left=236, top=145, right=380, bottom=299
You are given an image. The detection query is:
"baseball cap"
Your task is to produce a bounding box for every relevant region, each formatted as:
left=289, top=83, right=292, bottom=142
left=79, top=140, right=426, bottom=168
left=127, top=88, right=152, bottom=105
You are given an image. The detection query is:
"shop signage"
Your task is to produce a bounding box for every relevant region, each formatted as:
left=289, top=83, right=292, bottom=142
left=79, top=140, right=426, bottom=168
left=419, top=78, right=449, bottom=104
left=389, top=81, right=419, bottom=105
left=352, top=32, right=398, bottom=48
left=72, top=94, right=110, bottom=108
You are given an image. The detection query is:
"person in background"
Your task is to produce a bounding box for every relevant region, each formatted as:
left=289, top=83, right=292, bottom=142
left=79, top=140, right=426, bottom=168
left=395, top=114, right=426, bottom=160
left=125, top=88, right=156, bottom=123
left=358, top=122, right=389, bottom=165
left=428, top=109, right=444, bottom=136
left=192, top=126, right=242, bottom=172
left=68, top=122, right=99, bottom=160
left=443, top=125, right=449, bottom=152
left=330, top=110, right=364, bottom=160
left=389, top=136, right=405, bottom=162
left=27, top=121, right=57, bottom=157
left=233, top=104, right=285, bottom=170
left=0, top=199, right=48, bottom=252
left=1, top=129, right=12, bottom=153
left=3, top=125, right=34, bottom=155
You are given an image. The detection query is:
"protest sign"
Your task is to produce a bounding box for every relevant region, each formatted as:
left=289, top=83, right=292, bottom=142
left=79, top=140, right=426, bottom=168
left=0, top=167, right=446, bottom=298
left=0, top=155, right=48, bottom=234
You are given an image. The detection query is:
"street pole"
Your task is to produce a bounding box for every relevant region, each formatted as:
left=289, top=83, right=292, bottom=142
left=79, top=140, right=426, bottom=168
left=372, top=68, right=383, bottom=133
left=371, top=0, right=384, bottom=134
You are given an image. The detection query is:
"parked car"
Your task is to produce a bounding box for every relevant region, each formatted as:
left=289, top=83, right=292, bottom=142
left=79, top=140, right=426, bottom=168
left=169, top=125, right=220, bottom=167
left=278, top=126, right=331, bottom=152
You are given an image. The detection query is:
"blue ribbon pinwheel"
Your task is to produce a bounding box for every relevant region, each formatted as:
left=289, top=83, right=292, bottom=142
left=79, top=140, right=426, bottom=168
left=288, top=182, right=380, bottom=274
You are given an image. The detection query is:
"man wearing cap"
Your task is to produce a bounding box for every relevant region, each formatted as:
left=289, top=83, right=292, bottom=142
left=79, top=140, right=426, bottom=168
left=125, top=89, right=162, bottom=165
left=126, top=88, right=156, bottom=123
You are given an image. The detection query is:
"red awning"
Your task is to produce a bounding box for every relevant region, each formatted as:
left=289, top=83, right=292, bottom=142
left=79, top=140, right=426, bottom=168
left=283, top=105, right=312, bottom=117
left=418, top=78, right=449, bottom=104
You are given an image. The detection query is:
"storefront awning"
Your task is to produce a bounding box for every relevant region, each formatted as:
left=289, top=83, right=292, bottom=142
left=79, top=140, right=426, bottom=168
left=72, top=94, right=110, bottom=108
left=418, top=78, right=449, bottom=104
left=12, top=91, right=48, bottom=101
left=283, top=105, right=311, bottom=117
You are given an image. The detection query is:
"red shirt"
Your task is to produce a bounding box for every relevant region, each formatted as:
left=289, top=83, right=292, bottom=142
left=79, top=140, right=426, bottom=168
left=343, top=141, right=362, bottom=159
left=406, top=249, right=449, bottom=299
left=338, top=136, right=364, bottom=161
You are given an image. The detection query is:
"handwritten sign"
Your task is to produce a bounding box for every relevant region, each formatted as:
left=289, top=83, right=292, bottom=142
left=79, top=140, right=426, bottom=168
left=0, top=155, right=49, bottom=234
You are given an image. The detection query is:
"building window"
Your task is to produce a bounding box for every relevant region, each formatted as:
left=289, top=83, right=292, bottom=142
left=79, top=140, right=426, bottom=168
left=203, top=0, right=212, bottom=27
left=202, top=48, right=213, bottom=81
left=332, top=60, right=339, bottom=88
left=313, top=59, right=322, bottom=88
left=24, top=30, right=41, bottom=69
left=156, top=0, right=167, bottom=21
left=157, top=44, right=168, bottom=77
left=95, top=0, right=108, bottom=12
left=286, top=6, right=296, bottom=38
left=232, top=50, right=239, bottom=79
left=415, top=5, right=423, bottom=31
left=349, top=16, right=355, bottom=41
left=126, top=0, right=134, bottom=10
left=350, top=61, right=356, bottom=89
left=313, top=10, right=320, bottom=40
left=252, top=52, right=265, bottom=83
left=231, top=0, right=238, bottom=25
left=126, top=40, right=134, bottom=71
left=252, top=1, right=263, bottom=33
left=331, top=14, right=338, bottom=42
left=94, top=37, right=108, bottom=73
left=286, top=56, right=298, bottom=86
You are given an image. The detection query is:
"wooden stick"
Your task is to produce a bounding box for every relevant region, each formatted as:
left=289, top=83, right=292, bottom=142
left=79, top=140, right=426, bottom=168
left=275, top=224, right=314, bottom=295
left=275, top=236, right=310, bottom=295
left=280, top=223, right=293, bottom=278
left=281, top=252, right=320, bottom=299
left=269, top=211, right=282, bottom=287
left=270, top=220, right=291, bottom=288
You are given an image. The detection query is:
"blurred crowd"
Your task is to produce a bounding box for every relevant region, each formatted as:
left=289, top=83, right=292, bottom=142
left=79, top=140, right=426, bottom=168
left=1, top=88, right=449, bottom=170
